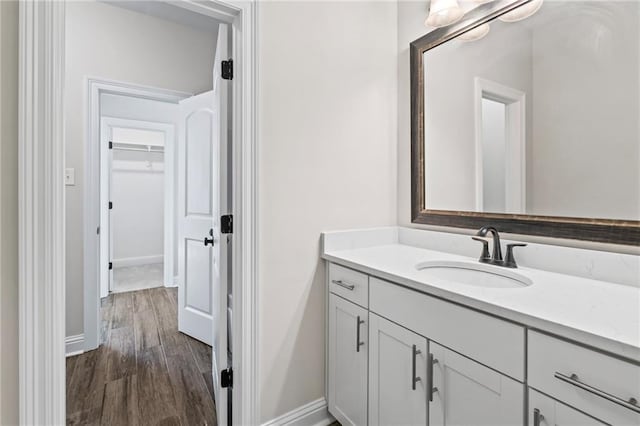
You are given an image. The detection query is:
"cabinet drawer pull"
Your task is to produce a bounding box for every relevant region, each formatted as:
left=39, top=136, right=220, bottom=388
left=332, top=279, right=355, bottom=291
left=554, top=372, right=640, bottom=414
left=356, top=316, right=365, bottom=352
left=533, top=408, right=544, bottom=426
left=428, top=353, right=439, bottom=402
left=412, top=345, right=422, bottom=390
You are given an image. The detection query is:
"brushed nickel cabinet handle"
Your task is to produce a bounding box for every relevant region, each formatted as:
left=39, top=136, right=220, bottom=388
left=428, top=353, right=439, bottom=402
left=332, top=279, right=355, bottom=291
left=412, top=345, right=422, bottom=390
left=356, top=316, right=365, bottom=352
left=533, top=408, right=544, bottom=426
left=554, top=372, right=640, bottom=414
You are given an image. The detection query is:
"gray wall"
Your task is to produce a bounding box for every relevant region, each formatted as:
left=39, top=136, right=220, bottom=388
left=64, top=1, right=216, bottom=337
left=0, top=1, right=19, bottom=424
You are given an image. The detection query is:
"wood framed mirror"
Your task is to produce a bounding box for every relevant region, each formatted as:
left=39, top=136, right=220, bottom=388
left=410, top=0, right=640, bottom=245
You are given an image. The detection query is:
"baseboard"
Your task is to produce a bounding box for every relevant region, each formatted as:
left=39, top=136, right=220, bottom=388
left=261, top=398, right=334, bottom=426
left=112, top=255, right=163, bottom=268
left=65, top=334, right=85, bottom=357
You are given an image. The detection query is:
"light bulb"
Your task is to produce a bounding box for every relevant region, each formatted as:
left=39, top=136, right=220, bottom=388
left=498, top=0, right=543, bottom=22
left=457, top=23, right=490, bottom=42
left=425, top=0, right=465, bottom=28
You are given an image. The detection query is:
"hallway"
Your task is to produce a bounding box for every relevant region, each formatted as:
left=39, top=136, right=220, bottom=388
left=66, top=287, right=216, bottom=425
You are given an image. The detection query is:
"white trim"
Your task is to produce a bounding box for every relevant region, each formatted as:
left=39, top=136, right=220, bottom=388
left=473, top=77, right=526, bottom=214
left=261, top=398, right=334, bottom=426
left=112, top=255, right=164, bottom=269
left=65, top=335, right=85, bottom=357
left=19, top=1, right=259, bottom=425
left=18, top=1, right=66, bottom=424
left=99, top=116, right=176, bottom=299
left=85, top=79, right=190, bottom=350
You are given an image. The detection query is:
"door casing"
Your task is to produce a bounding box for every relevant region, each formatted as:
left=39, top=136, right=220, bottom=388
left=99, top=116, right=177, bottom=299
left=17, top=1, right=259, bottom=424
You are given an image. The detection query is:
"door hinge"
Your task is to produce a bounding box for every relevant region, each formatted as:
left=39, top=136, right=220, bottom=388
left=109, top=201, right=113, bottom=210
left=221, top=59, right=233, bottom=80
left=221, top=367, right=233, bottom=388
left=109, top=262, right=113, bottom=270
left=109, top=141, right=113, bottom=149
left=97, top=226, right=100, bottom=235
left=221, top=215, right=233, bottom=234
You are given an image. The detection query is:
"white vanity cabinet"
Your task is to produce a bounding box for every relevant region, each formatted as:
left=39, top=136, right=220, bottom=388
left=429, top=342, right=524, bottom=426
left=529, top=389, right=606, bottom=425
left=528, top=331, right=640, bottom=426
left=326, top=262, right=640, bottom=426
left=368, top=314, right=428, bottom=426
left=328, top=293, right=368, bottom=426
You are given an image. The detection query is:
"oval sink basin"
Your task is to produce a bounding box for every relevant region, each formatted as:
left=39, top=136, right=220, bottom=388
left=415, top=260, right=533, bottom=288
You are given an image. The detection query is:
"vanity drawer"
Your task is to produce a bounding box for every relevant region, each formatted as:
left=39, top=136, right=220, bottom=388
left=528, top=331, right=640, bottom=425
left=369, top=277, right=525, bottom=381
left=329, top=263, right=369, bottom=308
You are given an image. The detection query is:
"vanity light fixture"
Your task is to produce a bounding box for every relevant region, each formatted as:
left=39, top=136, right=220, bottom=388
left=425, top=0, right=465, bottom=28
left=498, top=0, right=543, bottom=22
left=457, top=23, right=490, bottom=42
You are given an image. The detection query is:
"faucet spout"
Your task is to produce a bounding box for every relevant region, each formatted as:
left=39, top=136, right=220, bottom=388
left=475, top=226, right=503, bottom=264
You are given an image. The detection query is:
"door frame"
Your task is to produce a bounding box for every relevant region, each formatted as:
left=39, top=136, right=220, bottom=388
left=473, top=77, right=526, bottom=214
left=18, top=1, right=259, bottom=424
left=85, top=79, right=189, bottom=350
left=99, top=116, right=177, bottom=299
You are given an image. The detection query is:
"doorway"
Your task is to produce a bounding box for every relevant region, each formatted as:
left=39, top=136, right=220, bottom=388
left=100, top=118, right=175, bottom=296
left=474, top=77, right=527, bottom=214
left=71, top=2, right=230, bottom=425
left=18, top=0, right=258, bottom=423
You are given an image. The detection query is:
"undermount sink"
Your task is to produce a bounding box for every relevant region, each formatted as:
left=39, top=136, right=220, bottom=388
left=415, top=260, right=533, bottom=288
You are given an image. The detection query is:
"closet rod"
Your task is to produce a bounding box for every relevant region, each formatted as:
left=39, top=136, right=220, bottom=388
left=112, top=146, right=164, bottom=154
left=109, top=141, right=164, bottom=154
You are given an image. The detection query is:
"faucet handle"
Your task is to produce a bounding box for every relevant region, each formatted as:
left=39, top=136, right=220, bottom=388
left=504, top=243, right=527, bottom=268
left=471, top=236, right=491, bottom=263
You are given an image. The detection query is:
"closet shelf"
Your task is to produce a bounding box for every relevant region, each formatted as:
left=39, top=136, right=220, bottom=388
left=110, top=141, right=164, bottom=154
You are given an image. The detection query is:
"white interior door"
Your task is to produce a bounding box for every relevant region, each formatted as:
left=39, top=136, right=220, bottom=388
left=211, top=23, right=230, bottom=426
left=177, top=90, right=217, bottom=347
left=99, top=122, right=113, bottom=299
left=177, top=23, right=230, bottom=425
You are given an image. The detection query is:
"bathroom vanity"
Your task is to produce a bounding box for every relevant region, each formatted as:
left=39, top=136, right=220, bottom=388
left=322, top=228, right=640, bottom=426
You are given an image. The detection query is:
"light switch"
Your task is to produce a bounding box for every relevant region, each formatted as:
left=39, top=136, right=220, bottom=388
left=65, top=168, right=75, bottom=186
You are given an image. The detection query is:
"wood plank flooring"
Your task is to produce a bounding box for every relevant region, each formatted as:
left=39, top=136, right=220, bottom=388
left=66, top=287, right=216, bottom=426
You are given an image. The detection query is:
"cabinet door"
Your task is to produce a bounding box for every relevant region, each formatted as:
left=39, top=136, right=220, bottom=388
left=529, top=389, right=606, bottom=426
left=369, top=313, right=428, bottom=426
left=328, top=294, right=368, bottom=426
left=429, top=342, right=524, bottom=426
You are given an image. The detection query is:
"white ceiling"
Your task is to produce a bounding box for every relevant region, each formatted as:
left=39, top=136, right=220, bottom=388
left=102, top=1, right=221, bottom=35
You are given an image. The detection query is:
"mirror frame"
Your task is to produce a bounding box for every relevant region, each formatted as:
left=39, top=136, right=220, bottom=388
left=410, top=0, right=640, bottom=245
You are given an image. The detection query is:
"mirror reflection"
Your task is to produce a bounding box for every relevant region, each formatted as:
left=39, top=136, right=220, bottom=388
left=423, top=1, right=639, bottom=221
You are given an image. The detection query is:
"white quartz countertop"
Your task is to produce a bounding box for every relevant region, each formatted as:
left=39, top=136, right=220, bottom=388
left=322, top=238, right=640, bottom=362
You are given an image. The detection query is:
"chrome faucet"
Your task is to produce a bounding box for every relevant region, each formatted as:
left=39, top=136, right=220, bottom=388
left=472, top=226, right=526, bottom=268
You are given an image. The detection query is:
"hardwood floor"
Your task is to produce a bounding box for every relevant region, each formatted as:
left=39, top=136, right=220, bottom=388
left=66, top=287, right=216, bottom=425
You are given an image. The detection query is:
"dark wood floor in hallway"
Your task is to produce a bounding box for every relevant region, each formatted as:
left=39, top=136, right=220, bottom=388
left=66, top=287, right=217, bottom=425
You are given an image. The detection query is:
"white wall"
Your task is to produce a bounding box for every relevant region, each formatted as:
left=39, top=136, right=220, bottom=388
left=258, top=1, right=398, bottom=422
left=529, top=1, right=639, bottom=220
left=423, top=17, right=533, bottom=211
left=111, top=140, right=165, bottom=264
left=64, top=0, right=216, bottom=337
left=102, top=96, right=178, bottom=270
left=0, top=1, right=19, bottom=424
